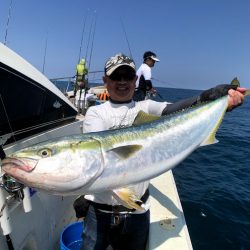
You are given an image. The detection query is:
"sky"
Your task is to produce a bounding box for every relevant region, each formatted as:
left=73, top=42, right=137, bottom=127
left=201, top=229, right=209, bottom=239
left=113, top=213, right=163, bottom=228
left=1, top=0, right=250, bottom=90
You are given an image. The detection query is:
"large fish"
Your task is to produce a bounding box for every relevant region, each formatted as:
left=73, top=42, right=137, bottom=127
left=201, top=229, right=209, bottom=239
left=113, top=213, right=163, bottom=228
left=1, top=94, right=247, bottom=209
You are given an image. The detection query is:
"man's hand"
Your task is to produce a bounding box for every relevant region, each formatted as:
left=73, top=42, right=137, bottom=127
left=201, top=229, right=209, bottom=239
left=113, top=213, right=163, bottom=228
left=149, top=88, right=157, bottom=96
left=227, top=87, right=246, bottom=111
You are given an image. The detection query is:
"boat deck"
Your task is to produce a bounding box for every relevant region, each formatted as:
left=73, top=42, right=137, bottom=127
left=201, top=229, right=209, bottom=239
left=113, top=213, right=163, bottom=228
left=148, top=170, right=193, bottom=250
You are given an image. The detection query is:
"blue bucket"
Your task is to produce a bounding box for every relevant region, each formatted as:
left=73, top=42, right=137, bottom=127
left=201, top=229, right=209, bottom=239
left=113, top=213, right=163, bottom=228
left=60, top=221, right=84, bottom=250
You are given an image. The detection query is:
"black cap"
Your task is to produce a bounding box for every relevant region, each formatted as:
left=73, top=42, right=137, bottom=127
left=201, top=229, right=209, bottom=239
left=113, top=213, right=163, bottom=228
left=143, top=51, right=160, bottom=62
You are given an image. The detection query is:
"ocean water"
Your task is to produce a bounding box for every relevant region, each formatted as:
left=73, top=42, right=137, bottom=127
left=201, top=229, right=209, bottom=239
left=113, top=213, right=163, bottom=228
left=155, top=87, right=250, bottom=250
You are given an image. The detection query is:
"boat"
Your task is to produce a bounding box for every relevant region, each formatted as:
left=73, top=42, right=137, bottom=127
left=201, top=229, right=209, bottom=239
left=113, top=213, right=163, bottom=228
left=0, top=43, right=193, bottom=249
left=0, top=42, right=83, bottom=249
left=0, top=42, right=78, bottom=145
left=148, top=171, right=193, bottom=249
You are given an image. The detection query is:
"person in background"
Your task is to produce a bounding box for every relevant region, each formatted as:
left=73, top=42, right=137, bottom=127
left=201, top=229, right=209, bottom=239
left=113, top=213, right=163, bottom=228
left=81, top=53, right=246, bottom=250
left=133, top=51, right=160, bottom=101
left=74, top=58, right=88, bottom=97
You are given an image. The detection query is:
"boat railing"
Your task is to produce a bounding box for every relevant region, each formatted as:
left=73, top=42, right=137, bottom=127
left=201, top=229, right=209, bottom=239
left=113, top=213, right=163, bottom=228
left=50, top=70, right=104, bottom=95
left=50, top=73, right=108, bottom=115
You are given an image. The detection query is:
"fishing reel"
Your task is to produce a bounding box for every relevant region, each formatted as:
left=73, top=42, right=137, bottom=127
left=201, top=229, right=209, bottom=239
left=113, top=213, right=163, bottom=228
left=0, top=148, right=31, bottom=219
left=0, top=173, right=25, bottom=199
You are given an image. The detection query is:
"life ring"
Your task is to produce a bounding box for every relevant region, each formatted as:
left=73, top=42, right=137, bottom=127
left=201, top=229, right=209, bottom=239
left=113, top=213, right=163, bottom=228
left=98, top=92, right=110, bottom=101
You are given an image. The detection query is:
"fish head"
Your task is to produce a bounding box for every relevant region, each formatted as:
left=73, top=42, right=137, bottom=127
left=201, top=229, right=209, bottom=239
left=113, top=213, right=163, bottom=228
left=1, top=136, right=103, bottom=194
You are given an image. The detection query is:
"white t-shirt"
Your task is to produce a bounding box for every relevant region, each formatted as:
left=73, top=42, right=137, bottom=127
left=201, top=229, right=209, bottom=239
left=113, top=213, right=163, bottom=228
left=83, top=99, right=167, bottom=212
left=135, top=63, right=152, bottom=88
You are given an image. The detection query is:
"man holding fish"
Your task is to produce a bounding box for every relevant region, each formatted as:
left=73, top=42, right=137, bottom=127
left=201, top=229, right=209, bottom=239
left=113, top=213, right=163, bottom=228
left=81, top=53, right=246, bottom=250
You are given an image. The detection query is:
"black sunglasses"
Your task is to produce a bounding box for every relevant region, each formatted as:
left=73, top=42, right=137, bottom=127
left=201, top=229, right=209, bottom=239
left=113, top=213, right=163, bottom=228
left=109, top=70, right=136, bottom=81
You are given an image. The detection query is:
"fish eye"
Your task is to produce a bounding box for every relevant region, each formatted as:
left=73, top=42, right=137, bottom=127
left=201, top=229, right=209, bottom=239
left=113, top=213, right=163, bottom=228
left=38, top=148, right=52, bottom=158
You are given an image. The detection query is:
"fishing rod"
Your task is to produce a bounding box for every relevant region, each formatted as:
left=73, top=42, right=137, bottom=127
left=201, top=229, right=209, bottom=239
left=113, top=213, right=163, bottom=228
left=42, top=31, right=48, bottom=74
left=156, top=92, right=164, bottom=99
left=119, top=20, right=165, bottom=101
left=75, top=10, right=91, bottom=114
left=120, top=17, right=133, bottom=59
left=50, top=71, right=103, bottom=82
left=87, top=11, right=97, bottom=71
left=74, top=10, right=96, bottom=114
left=82, top=11, right=97, bottom=114
left=77, top=10, right=89, bottom=63
left=120, top=18, right=164, bottom=101
left=4, top=0, right=13, bottom=45
left=152, top=77, right=181, bottom=88
left=85, top=11, right=96, bottom=63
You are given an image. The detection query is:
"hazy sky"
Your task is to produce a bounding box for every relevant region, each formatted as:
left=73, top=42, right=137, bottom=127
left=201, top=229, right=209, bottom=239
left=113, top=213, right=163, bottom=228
left=1, top=0, right=250, bottom=89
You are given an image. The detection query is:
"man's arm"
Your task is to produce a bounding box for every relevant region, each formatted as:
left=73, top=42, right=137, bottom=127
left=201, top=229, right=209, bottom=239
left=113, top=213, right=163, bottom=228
left=145, top=80, right=153, bottom=91
left=162, top=85, right=246, bottom=116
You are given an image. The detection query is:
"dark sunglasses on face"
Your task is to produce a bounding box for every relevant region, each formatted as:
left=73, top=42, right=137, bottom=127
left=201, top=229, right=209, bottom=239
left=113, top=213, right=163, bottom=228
left=109, top=71, right=136, bottom=81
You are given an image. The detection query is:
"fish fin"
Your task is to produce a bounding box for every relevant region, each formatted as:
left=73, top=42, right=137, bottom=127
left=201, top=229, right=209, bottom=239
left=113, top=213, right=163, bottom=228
left=245, top=90, right=250, bottom=96
left=107, top=145, right=142, bottom=159
left=230, top=78, right=250, bottom=96
left=112, top=188, right=145, bottom=212
left=200, top=137, right=219, bottom=146
left=230, top=77, right=240, bottom=87
left=133, top=110, right=161, bottom=126
left=200, top=107, right=226, bottom=146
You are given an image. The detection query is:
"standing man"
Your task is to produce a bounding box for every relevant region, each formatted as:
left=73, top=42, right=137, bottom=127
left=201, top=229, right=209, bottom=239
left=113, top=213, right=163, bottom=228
left=74, top=58, right=88, bottom=97
left=133, top=51, right=160, bottom=101
left=81, top=53, right=246, bottom=250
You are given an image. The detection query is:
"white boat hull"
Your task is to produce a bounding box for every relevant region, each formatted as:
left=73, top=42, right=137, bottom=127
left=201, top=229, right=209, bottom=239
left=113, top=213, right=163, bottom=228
left=0, top=119, right=83, bottom=250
